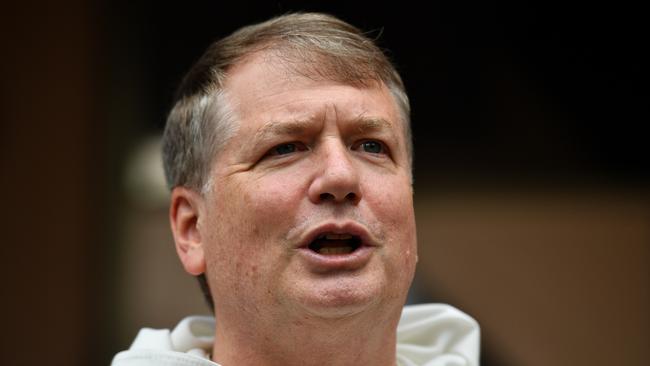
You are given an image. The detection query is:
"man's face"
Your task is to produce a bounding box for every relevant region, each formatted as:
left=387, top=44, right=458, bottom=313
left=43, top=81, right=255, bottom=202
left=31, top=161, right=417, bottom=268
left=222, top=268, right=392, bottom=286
left=198, top=53, right=417, bottom=323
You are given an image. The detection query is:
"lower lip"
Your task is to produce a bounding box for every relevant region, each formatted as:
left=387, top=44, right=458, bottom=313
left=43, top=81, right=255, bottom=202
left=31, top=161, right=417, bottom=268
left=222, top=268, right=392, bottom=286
left=296, top=245, right=375, bottom=273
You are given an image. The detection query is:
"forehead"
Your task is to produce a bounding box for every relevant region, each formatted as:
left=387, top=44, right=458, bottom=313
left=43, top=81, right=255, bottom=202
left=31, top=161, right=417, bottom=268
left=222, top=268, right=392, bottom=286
left=222, top=52, right=402, bottom=128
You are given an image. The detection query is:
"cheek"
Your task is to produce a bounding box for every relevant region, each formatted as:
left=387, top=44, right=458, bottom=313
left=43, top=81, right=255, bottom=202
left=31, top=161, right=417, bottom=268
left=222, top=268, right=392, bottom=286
left=219, top=171, right=305, bottom=229
left=366, top=177, right=415, bottom=234
left=205, top=173, right=306, bottom=287
left=364, top=177, right=418, bottom=274
left=240, top=174, right=307, bottom=223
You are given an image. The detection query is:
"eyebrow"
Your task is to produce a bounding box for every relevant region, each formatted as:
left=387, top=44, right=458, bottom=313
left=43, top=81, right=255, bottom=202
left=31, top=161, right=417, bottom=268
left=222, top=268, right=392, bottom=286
left=353, top=117, right=392, bottom=134
left=253, top=120, right=313, bottom=141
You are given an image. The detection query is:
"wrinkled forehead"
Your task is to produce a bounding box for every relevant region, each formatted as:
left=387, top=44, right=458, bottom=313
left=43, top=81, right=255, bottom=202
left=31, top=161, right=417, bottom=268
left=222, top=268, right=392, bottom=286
left=222, top=50, right=401, bottom=123
left=230, top=45, right=386, bottom=88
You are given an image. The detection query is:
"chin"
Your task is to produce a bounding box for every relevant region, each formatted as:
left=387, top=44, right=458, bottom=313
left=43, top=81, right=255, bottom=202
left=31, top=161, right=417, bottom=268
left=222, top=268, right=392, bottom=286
left=293, top=274, right=386, bottom=319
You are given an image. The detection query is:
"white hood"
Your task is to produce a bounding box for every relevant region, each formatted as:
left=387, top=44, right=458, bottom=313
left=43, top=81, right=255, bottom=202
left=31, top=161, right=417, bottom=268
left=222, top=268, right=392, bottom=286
left=112, top=303, right=480, bottom=366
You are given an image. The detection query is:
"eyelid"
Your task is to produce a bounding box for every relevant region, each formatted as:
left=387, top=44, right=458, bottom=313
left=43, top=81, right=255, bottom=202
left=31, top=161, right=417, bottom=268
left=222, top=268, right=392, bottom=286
left=354, top=139, right=386, bottom=151
left=264, top=141, right=308, bottom=157
left=352, top=139, right=391, bottom=155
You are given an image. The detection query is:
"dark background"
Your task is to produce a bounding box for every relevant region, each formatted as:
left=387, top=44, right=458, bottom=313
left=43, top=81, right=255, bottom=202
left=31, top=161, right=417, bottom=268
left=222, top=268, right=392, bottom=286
left=1, top=1, right=648, bottom=365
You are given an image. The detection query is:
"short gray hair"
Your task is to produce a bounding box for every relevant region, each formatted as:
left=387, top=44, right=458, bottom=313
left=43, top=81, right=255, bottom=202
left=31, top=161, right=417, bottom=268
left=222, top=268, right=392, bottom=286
left=162, top=12, right=412, bottom=193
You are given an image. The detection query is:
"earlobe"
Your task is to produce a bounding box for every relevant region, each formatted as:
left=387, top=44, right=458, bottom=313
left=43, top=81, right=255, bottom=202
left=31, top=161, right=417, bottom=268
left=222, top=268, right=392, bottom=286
left=170, top=187, right=206, bottom=276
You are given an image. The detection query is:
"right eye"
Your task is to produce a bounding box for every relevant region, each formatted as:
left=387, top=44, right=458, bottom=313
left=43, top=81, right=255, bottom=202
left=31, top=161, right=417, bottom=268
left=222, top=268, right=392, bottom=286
left=266, top=142, right=308, bottom=157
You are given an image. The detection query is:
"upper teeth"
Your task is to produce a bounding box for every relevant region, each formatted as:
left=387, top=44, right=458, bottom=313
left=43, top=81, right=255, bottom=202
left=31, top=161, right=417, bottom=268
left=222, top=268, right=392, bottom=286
left=320, top=233, right=353, bottom=240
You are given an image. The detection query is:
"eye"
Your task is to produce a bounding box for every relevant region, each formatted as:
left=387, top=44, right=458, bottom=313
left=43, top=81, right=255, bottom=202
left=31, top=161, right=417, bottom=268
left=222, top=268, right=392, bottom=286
left=354, top=140, right=387, bottom=155
left=266, top=142, right=308, bottom=157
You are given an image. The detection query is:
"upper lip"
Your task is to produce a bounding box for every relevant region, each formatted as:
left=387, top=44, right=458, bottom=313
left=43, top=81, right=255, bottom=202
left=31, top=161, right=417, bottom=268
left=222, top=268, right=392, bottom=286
left=297, top=221, right=377, bottom=250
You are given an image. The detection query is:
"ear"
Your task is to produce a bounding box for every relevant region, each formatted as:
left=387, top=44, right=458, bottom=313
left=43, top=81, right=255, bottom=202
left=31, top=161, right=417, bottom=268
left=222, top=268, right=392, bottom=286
left=169, top=186, right=206, bottom=276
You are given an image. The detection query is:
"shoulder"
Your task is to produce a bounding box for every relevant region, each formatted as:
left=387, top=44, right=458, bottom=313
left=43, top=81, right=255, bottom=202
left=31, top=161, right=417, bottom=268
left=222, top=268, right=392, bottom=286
left=397, top=303, right=480, bottom=366
left=111, top=316, right=219, bottom=366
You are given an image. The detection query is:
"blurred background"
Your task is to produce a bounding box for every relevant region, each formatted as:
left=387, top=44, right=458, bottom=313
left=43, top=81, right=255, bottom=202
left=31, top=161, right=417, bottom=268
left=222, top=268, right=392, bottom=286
left=1, top=1, right=648, bottom=365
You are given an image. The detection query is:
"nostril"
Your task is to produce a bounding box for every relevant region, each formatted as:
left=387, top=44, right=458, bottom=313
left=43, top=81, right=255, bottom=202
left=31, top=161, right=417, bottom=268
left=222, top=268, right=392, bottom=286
left=318, top=192, right=357, bottom=202
left=319, top=193, right=335, bottom=201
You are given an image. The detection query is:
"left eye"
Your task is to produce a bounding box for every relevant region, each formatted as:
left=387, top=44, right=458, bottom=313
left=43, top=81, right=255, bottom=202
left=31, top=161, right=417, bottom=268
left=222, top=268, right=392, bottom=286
left=355, top=140, right=386, bottom=154
left=266, top=142, right=308, bottom=157
left=274, top=143, right=297, bottom=155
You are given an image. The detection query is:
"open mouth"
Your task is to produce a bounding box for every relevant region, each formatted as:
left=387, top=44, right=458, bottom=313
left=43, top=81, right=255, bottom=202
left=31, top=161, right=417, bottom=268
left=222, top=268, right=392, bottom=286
left=307, top=233, right=362, bottom=255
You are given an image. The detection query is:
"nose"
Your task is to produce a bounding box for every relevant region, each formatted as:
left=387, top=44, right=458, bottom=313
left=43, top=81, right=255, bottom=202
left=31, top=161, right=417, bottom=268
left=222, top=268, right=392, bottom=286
left=308, top=141, right=361, bottom=204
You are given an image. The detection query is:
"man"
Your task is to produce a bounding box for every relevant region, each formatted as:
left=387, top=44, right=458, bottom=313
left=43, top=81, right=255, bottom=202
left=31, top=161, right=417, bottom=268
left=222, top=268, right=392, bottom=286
left=112, top=12, right=479, bottom=366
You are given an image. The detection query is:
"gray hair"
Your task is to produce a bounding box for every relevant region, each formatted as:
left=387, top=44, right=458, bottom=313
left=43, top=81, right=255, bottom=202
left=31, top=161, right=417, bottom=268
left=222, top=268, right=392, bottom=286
left=162, top=12, right=412, bottom=193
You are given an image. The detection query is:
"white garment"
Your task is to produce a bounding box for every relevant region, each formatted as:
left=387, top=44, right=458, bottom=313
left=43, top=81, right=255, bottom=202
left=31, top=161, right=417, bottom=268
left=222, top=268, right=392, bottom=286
left=112, top=303, right=480, bottom=366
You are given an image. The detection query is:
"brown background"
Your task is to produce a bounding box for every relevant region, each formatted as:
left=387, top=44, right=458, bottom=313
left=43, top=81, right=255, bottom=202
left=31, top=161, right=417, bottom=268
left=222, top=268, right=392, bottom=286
left=1, top=2, right=648, bottom=365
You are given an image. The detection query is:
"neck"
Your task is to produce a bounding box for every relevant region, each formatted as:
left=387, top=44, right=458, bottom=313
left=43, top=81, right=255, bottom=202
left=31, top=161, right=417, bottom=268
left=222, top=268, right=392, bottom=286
left=211, top=304, right=402, bottom=366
